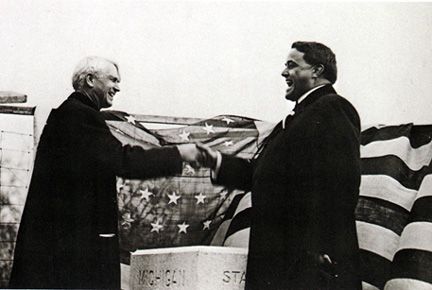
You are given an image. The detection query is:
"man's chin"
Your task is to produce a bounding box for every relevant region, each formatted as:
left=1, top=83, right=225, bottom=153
left=101, top=101, right=113, bottom=109
left=285, top=94, right=296, bottom=102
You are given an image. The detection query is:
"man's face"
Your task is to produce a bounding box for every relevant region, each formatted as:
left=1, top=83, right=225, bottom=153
left=92, top=63, right=120, bottom=108
left=281, top=48, right=314, bottom=102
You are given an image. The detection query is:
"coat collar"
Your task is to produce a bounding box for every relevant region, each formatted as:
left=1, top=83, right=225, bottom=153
left=294, top=84, right=336, bottom=115
left=282, top=85, right=336, bottom=129
left=68, top=91, right=100, bottom=111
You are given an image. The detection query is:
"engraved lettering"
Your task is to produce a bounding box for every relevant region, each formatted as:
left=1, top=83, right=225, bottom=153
left=223, top=270, right=247, bottom=284
left=232, top=271, right=240, bottom=283
left=223, top=271, right=231, bottom=283
left=241, top=271, right=246, bottom=283
left=176, top=269, right=186, bottom=286
left=165, top=270, right=171, bottom=287
left=149, top=270, right=155, bottom=286
left=138, top=270, right=145, bottom=285
left=137, top=269, right=186, bottom=287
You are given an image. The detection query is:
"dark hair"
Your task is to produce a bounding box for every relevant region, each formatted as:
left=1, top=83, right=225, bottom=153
left=292, top=41, right=337, bottom=84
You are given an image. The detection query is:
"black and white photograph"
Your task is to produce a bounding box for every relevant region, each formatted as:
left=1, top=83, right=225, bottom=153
left=1, top=1, right=432, bottom=289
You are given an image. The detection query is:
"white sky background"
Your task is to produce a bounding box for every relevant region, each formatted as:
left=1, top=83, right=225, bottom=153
left=1, top=1, right=432, bottom=136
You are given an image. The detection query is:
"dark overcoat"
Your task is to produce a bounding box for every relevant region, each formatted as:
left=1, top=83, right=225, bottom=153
left=9, top=92, right=183, bottom=289
left=216, top=85, right=362, bottom=289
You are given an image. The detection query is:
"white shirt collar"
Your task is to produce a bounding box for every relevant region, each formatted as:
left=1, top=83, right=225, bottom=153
left=282, top=84, right=326, bottom=129
left=297, top=84, right=326, bottom=104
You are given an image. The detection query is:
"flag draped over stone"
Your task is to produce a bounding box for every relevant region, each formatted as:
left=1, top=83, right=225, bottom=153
left=103, top=111, right=432, bottom=290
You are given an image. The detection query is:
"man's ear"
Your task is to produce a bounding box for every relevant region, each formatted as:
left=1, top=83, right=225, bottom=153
left=312, top=65, right=325, bottom=78
left=85, top=74, right=95, bottom=88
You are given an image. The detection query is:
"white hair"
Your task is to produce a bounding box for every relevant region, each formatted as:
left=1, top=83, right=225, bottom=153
left=72, top=56, right=119, bottom=90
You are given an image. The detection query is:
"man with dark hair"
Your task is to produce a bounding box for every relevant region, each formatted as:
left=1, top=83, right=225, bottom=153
left=199, top=41, right=362, bottom=289
left=292, top=41, right=338, bottom=84
left=9, top=56, right=204, bottom=289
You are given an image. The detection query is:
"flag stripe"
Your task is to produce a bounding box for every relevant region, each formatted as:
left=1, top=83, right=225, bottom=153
left=411, top=197, right=432, bottom=223
left=356, top=221, right=399, bottom=261
left=362, top=281, right=380, bottom=290
left=359, top=175, right=418, bottom=211
left=415, top=174, right=432, bottom=200
left=223, top=228, right=250, bottom=248
left=355, top=197, right=409, bottom=235
left=224, top=208, right=251, bottom=242
left=361, top=124, right=432, bottom=149
left=361, top=136, right=432, bottom=171
left=233, top=192, right=252, bottom=217
left=391, top=249, right=432, bottom=284
left=384, top=278, right=432, bottom=290
left=361, top=124, right=415, bottom=145
left=221, top=193, right=247, bottom=221
left=396, top=222, right=432, bottom=253
left=362, top=156, right=429, bottom=190
left=360, top=249, right=392, bottom=289
left=209, top=220, right=231, bottom=246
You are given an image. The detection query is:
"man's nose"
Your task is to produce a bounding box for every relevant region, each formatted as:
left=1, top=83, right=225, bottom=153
left=282, top=68, right=288, bottom=77
left=114, top=83, right=120, bottom=92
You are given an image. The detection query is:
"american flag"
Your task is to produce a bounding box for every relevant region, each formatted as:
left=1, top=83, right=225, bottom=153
left=103, top=111, right=432, bottom=290
left=101, top=111, right=272, bottom=264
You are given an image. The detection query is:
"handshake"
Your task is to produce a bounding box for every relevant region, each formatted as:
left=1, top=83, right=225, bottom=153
left=177, top=143, right=219, bottom=169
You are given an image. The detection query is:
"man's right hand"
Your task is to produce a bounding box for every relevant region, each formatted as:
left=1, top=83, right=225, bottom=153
left=177, top=143, right=206, bottom=168
left=196, top=143, right=218, bottom=169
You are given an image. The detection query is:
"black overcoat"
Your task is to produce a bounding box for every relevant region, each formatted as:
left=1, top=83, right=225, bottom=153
left=216, top=85, right=362, bottom=289
left=9, top=92, right=183, bottom=289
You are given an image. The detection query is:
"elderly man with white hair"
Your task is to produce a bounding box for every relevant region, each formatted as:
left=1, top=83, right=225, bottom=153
left=9, top=56, right=202, bottom=289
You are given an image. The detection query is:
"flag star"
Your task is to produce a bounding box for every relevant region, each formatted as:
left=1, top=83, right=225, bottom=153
left=168, top=191, right=181, bottom=205
left=224, top=140, right=234, bottom=147
left=203, top=220, right=212, bottom=230
left=139, top=188, right=153, bottom=201
left=194, top=193, right=206, bottom=204
left=184, top=164, right=195, bottom=175
left=219, top=190, right=228, bottom=200
left=125, top=115, right=137, bottom=125
left=203, top=122, right=215, bottom=135
left=122, top=212, right=135, bottom=226
left=150, top=219, right=163, bottom=233
left=178, top=222, right=190, bottom=234
left=222, top=117, right=235, bottom=125
left=179, top=130, right=190, bottom=142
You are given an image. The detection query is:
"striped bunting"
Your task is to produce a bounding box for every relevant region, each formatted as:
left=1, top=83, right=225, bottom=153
left=359, top=124, right=432, bottom=289
left=103, top=112, right=432, bottom=290
left=361, top=136, right=432, bottom=171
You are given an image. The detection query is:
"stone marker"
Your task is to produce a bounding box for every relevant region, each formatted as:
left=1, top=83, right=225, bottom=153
left=130, top=246, right=248, bottom=290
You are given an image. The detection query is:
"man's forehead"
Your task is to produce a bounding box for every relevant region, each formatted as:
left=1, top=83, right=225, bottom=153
left=286, top=48, right=305, bottom=63
left=101, top=63, right=120, bottom=77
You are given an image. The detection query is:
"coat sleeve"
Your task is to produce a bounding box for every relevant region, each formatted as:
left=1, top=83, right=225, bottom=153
left=60, top=105, right=183, bottom=180
left=213, top=154, right=254, bottom=192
